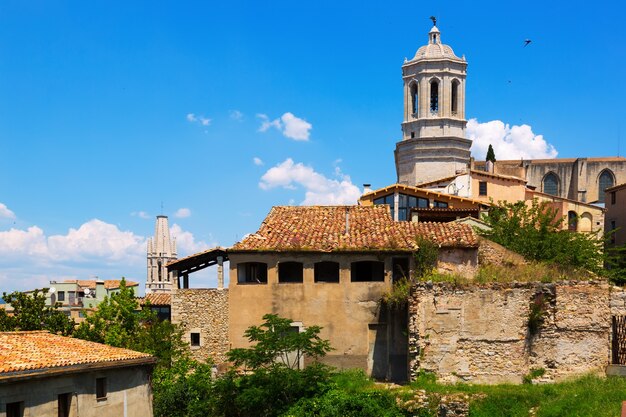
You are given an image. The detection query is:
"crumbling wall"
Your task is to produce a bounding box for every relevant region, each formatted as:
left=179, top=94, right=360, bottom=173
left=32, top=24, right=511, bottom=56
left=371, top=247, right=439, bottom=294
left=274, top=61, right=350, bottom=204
left=171, top=288, right=229, bottom=364
left=409, top=281, right=612, bottom=384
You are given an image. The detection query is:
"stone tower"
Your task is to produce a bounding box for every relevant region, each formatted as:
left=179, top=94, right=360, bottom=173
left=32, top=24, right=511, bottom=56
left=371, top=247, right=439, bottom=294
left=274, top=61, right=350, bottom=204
left=394, top=23, right=471, bottom=185
left=146, top=215, right=177, bottom=294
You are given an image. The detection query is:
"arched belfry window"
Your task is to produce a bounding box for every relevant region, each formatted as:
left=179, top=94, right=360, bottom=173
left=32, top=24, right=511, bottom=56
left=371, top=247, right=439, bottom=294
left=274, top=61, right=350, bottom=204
left=410, top=82, right=418, bottom=115
left=598, top=170, right=614, bottom=203
left=543, top=173, right=559, bottom=196
left=451, top=80, right=459, bottom=115
left=430, top=79, right=439, bottom=114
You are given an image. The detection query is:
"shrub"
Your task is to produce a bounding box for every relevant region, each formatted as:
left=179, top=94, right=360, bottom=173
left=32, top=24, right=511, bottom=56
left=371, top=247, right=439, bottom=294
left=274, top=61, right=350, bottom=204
left=282, top=389, right=406, bottom=417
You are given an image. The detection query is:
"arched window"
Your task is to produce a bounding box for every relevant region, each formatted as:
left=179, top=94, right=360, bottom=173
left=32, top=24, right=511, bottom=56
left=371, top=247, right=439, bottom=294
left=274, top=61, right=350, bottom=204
left=430, top=79, right=439, bottom=114
left=451, top=80, right=459, bottom=115
left=598, top=170, right=614, bottom=203
left=543, top=173, right=559, bottom=196
left=567, top=211, right=577, bottom=231
left=410, top=82, right=418, bottom=115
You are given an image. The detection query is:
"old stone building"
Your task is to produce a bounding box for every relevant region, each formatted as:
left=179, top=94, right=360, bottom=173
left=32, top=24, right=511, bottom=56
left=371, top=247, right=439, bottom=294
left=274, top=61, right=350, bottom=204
left=606, top=182, right=626, bottom=250
left=146, top=215, right=177, bottom=294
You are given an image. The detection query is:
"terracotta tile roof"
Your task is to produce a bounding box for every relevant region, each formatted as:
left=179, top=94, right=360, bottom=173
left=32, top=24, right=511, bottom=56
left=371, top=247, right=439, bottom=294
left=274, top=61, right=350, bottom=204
left=138, top=293, right=171, bottom=306
left=0, top=331, right=154, bottom=378
left=360, top=183, right=490, bottom=207
left=469, top=169, right=526, bottom=183
left=230, top=206, right=478, bottom=252
left=525, top=189, right=606, bottom=212
left=62, top=279, right=139, bottom=290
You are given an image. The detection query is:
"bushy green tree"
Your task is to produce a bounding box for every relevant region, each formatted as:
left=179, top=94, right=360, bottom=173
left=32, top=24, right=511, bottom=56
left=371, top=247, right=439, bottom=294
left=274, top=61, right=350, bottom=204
left=1, top=289, right=75, bottom=335
left=481, top=199, right=605, bottom=274
left=227, top=313, right=332, bottom=371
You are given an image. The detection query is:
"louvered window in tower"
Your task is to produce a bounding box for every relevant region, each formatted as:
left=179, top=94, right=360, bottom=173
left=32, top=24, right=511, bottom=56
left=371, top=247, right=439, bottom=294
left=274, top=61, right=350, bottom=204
left=430, top=80, right=439, bottom=114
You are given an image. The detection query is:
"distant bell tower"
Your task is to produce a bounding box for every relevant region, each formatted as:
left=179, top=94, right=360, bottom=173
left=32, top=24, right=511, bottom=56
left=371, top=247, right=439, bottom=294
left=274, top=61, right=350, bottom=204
left=394, top=20, right=471, bottom=185
left=146, top=215, right=177, bottom=294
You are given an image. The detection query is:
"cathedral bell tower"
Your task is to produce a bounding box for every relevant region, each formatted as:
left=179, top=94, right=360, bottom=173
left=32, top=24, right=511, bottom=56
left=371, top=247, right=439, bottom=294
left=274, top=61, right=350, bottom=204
left=394, top=22, right=471, bottom=185
left=146, top=215, right=177, bottom=294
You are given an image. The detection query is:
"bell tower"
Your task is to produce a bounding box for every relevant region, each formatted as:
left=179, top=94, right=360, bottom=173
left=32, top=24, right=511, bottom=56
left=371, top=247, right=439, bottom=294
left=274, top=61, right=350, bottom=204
left=394, top=21, right=471, bottom=185
left=146, top=215, right=178, bottom=294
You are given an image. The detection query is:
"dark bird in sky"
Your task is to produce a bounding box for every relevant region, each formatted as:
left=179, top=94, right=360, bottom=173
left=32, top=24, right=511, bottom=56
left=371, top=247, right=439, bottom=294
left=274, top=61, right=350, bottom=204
left=524, top=39, right=532, bottom=47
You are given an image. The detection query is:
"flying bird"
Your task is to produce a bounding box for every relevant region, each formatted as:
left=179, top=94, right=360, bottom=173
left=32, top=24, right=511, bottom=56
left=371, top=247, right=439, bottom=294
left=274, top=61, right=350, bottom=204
left=524, top=39, right=532, bottom=47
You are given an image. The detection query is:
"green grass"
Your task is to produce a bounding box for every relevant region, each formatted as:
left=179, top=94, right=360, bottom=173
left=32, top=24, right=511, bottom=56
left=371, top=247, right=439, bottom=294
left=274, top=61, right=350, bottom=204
left=405, top=373, right=626, bottom=417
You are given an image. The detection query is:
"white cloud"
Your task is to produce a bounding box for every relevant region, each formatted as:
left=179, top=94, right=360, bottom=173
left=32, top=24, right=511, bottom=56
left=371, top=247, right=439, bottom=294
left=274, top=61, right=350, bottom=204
left=0, top=203, right=15, bottom=219
left=186, top=113, right=211, bottom=127
left=259, top=158, right=361, bottom=205
left=230, top=110, right=244, bottom=121
left=467, top=118, right=558, bottom=160
left=256, top=112, right=312, bottom=141
left=170, top=224, right=211, bottom=254
left=131, top=211, right=151, bottom=219
left=0, top=219, right=217, bottom=293
left=253, top=157, right=264, bottom=166
left=174, top=208, right=191, bottom=218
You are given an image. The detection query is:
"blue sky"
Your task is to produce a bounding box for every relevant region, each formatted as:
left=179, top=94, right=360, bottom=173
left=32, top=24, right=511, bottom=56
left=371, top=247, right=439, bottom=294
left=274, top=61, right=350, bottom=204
left=0, top=0, right=624, bottom=293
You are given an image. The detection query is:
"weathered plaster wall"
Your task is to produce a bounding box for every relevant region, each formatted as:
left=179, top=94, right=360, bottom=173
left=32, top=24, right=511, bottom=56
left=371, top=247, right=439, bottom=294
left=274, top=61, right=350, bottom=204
left=171, top=288, right=229, bottom=364
left=409, top=281, right=617, bottom=384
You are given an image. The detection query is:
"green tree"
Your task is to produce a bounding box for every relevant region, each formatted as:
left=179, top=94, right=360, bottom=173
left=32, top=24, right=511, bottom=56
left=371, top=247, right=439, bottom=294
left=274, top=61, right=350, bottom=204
left=481, top=199, right=605, bottom=274
left=486, top=144, right=496, bottom=162
left=227, top=313, right=333, bottom=371
left=74, top=278, right=185, bottom=367
left=1, top=289, right=75, bottom=335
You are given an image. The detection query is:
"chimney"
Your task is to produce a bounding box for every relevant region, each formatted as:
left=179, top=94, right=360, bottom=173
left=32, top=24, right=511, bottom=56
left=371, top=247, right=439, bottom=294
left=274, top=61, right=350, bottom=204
left=345, top=207, right=350, bottom=234
left=95, top=280, right=105, bottom=300
left=363, top=183, right=372, bottom=194
left=485, top=160, right=494, bottom=173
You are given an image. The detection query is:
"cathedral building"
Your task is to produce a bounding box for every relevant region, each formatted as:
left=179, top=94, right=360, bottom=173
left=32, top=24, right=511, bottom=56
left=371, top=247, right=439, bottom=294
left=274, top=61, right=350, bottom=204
left=146, top=215, right=177, bottom=294
left=387, top=22, right=626, bottom=231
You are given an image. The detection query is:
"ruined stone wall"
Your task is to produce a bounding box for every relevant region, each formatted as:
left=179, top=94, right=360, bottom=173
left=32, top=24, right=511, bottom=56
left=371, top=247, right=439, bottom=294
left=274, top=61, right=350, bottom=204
left=409, top=281, right=615, bottom=384
left=171, top=288, right=229, bottom=364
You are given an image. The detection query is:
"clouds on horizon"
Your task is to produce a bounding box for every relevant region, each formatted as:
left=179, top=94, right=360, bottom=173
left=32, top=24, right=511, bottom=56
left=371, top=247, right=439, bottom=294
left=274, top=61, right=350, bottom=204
left=0, top=217, right=211, bottom=292
left=259, top=158, right=361, bottom=205
left=257, top=112, right=312, bottom=141
left=468, top=118, right=558, bottom=160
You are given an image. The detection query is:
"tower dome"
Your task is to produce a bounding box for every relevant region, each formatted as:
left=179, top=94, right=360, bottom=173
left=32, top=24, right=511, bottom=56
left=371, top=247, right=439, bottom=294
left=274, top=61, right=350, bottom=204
left=412, top=26, right=464, bottom=61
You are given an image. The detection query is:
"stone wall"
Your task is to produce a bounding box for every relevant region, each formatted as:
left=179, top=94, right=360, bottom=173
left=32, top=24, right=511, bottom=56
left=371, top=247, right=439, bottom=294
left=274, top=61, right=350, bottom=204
left=171, top=288, right=229, bottom=364
left=409, top=281, right=620, bottom=384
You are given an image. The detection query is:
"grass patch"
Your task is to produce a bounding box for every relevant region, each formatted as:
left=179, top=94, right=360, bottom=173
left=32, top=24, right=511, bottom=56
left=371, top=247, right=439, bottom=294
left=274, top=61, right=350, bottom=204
left=476, top=263, right=596, bottom=284
left=407, top=373, right=626, bottom=417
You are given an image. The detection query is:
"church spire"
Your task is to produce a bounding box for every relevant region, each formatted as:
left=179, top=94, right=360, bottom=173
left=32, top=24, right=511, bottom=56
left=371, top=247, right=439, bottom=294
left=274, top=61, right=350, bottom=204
left=146, top=215, right=178, bottom=294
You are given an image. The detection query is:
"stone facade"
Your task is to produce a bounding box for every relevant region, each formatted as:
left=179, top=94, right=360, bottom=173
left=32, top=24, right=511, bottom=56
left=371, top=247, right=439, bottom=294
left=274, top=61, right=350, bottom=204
left=605, top=182, right=626, bottom=248
left=171, top=288, right=229, bottom=364
left=409, top=281, right=626, bottom=384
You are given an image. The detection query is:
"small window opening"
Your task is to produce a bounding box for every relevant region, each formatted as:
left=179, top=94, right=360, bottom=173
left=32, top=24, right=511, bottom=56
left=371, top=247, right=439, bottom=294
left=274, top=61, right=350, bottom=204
left=433, top=201, right=448, bottom=208
left=6, top=402, right=23, bottom=417
left=191, top=332, right=200, bottom=347
left=58, top=291, right=65, bottom=302
left=479, top=181, right=487, bottom=196
left=96, top=377, right=107, bottom=401
left=158, top=260, right=162, bottom=281
left=410, top=131, right=415, bottom=139
left=612, top=191, right=616, bottom=205
left=314, top=261, right=340, bottom=283
left=237, top=262, right=268, bottom=284
left=58, top=393, right=72, bottom=417
left=278, top=262, right=304, bottom=283
left=392, top=258, right=409, bottom=282
left=451, top=80, right=459, bottom=114
left=410, top=83, right=418, bottom=114
left=430, top=80, right=439, bottom=113
left=351, top=261, right=385, bottom=282
left=433, top=34, right=437, bottom=43
left=568, top=211, right=577, bottom=231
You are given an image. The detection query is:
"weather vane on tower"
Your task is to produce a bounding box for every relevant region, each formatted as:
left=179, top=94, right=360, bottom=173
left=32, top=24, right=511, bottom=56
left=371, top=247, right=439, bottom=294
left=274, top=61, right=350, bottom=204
left=429, top=16, right=437, bottom=26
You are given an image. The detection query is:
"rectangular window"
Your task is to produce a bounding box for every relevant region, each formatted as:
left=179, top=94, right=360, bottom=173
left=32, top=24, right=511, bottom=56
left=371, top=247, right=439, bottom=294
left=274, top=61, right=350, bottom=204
left=433, top=201, right=448, bottom=208
left=191, top=332, right=200, bottom=347
left=58, top=393, right=72, bottom=417
left=237, top=262, right=268, bottom=284
left=612, top=192, right=617, bottom=205
left=57, top=291, right=65, bottom=302
left=351, top=261, right=385, bottom=282
left=314, top=262, right=340, bottom=283
left=479, top=181, right=488, bottom=196
left=392, top=258, right=410, bottom=282
left=278, top=262, right=304, bottom=283
left=68, top=291, right=75, bottom=305
left=6, top=402, right=23, bottom=417
left=611, top=220, right=617, bottom=244
left=96, top=377, right=107, bottom=401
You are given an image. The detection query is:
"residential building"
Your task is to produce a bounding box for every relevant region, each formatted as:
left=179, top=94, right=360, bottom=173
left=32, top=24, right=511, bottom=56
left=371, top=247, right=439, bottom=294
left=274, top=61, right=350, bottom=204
left=138, top=293, right=172, bottom=321
left=0, top=331, right=155, bottom=417
left=606, top=183, right=626, bottom=249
